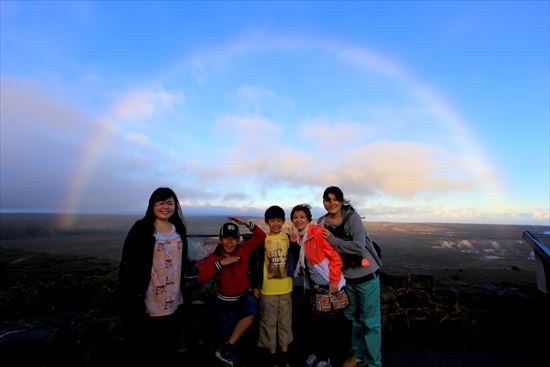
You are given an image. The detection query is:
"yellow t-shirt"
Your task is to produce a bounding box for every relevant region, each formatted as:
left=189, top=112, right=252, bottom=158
left=262, top=232, right=293, bottom=295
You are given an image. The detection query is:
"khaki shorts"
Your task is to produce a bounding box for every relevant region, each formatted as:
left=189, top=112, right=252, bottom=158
left=257, top=293, right=293, bottom=350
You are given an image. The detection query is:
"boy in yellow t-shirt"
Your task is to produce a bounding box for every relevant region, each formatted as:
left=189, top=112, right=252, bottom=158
left=250, top=205, right=299, bottom=367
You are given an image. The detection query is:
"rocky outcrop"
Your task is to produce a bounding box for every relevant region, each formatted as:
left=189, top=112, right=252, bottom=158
left=380, top=271, right=549, bottom=343
left=2, top=271, right=549, bottom=366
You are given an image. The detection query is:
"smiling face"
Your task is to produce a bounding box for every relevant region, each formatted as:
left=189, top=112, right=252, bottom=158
left=323, top=192, right=343, bottom=215
left=220, top=236, right=239, bottom=255
left=291, top=210, right=310, bottom=231
left=153, top=197, right=176, bottom=221
left=266, top=217, right=284, bottom=234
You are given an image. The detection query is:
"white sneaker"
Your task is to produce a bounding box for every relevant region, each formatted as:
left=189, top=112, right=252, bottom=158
left=305, top=354, right=317, bottom=367
left=315, top=359, right=331, bottom=367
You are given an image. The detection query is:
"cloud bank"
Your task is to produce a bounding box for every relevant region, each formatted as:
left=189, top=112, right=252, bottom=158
left=1, top=32, right=544, bottom=226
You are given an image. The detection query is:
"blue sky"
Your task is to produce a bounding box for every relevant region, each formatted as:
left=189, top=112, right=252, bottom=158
left=1, top=0, right=548, bottom=226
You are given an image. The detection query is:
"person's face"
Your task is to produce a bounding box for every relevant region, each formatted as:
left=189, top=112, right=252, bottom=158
left=220, top=236, right=239, bottom=255
left=266, top=218, right=284, bottom=234
left=323, top=193, right=342, bottom=215
left=153, top=197, right=176, bottom=220
left=292, top=210, right=310, bottom=231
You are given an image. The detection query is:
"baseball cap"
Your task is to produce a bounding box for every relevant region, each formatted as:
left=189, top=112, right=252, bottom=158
left=219, top=222, right=240, bottom=239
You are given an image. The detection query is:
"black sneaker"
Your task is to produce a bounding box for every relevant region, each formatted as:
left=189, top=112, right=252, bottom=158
left=215, top=342, right=234, bottom=366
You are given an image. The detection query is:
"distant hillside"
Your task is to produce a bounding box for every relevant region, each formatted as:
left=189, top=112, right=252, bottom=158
left=2, top=213, right=547, bottom=239
left=0, top=213, right=266, bottom=240
left=1, top=213, right=546, bottom=283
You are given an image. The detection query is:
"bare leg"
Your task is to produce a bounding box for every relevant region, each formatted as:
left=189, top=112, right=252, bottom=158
left=228, top=314, right=254, bottom=345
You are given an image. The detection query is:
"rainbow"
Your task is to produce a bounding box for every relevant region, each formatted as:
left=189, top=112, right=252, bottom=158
left=57, top=33, right=497, bottom=229
left=57, top=118, right=115, bottom=229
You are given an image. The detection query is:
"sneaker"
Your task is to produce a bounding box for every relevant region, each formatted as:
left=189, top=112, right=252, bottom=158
left=315, top=359, right=331, bottom=367
left=305, top=354, right=317, bottom=367
left=342, top=356, right=361, bottom=367
left=214, top=343, right=234, bottom=366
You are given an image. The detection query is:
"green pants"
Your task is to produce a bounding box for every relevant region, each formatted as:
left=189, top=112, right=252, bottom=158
left=344, top=273, right=382, bottom=367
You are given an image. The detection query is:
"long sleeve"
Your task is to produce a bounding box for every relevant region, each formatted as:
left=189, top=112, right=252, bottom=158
left=116, top=221, right=154, bottom=313
left=197, top=252, right=221, bottom=284
left=305, top=225, right=344, bottom=287
left=322, top=238, right=344, bottom=285
left=198, top=223, right=266, bottom=295
left=325, top=212, right=365, bottom=256
left=116, top=225, right=138, bottom=307
left=241, top=223, right=267, bottom=256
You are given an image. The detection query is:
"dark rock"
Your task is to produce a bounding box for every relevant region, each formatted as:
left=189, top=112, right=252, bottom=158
left=2, top=247, right=550, bottom=366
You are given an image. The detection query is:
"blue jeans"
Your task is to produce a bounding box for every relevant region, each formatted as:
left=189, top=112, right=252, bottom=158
left=344, top=273, right=382, bottom=367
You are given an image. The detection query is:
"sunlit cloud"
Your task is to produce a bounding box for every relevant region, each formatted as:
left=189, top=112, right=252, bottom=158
left=301, top=119, right=374, bottom=148
left=187, top=112, right=483, bottom=201
left=172, top=32, right=501, bottom=190
left=1, top=14, right=546, bottom=227
left=532, top=210, right=550, bottom=221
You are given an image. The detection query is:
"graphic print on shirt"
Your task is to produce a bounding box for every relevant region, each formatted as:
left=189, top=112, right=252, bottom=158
left=146, top=236, right=184, bottom=315
left=266, top=237, right=288, bottom=279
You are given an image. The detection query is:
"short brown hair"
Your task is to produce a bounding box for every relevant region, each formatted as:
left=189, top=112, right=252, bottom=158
left=290, top=204, right=312, bottom=222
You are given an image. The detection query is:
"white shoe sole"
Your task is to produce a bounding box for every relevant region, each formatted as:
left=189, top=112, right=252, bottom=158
left=214, top=351, right=234, bottom=366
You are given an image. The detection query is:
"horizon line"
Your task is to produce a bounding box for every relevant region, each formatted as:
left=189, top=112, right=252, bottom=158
left=0, top=209, right=548, bottom=228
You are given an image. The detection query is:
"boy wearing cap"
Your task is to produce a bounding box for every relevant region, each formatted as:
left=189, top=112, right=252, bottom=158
left=198, top=216, right=266, bottom=366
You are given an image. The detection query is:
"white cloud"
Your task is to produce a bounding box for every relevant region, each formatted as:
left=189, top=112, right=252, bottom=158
left=110, top=89, right=184, bottom=122
left=185, top=112, right=487, bottom=204
left=2, top=30, right=543, bottom=225
left=223, top=192, right=250, bottom=201
left=215, top=114, right=280, bottom=135
left=301, top=119, right=374, bottom=148
left=532, top=210, right=550, bottom=221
